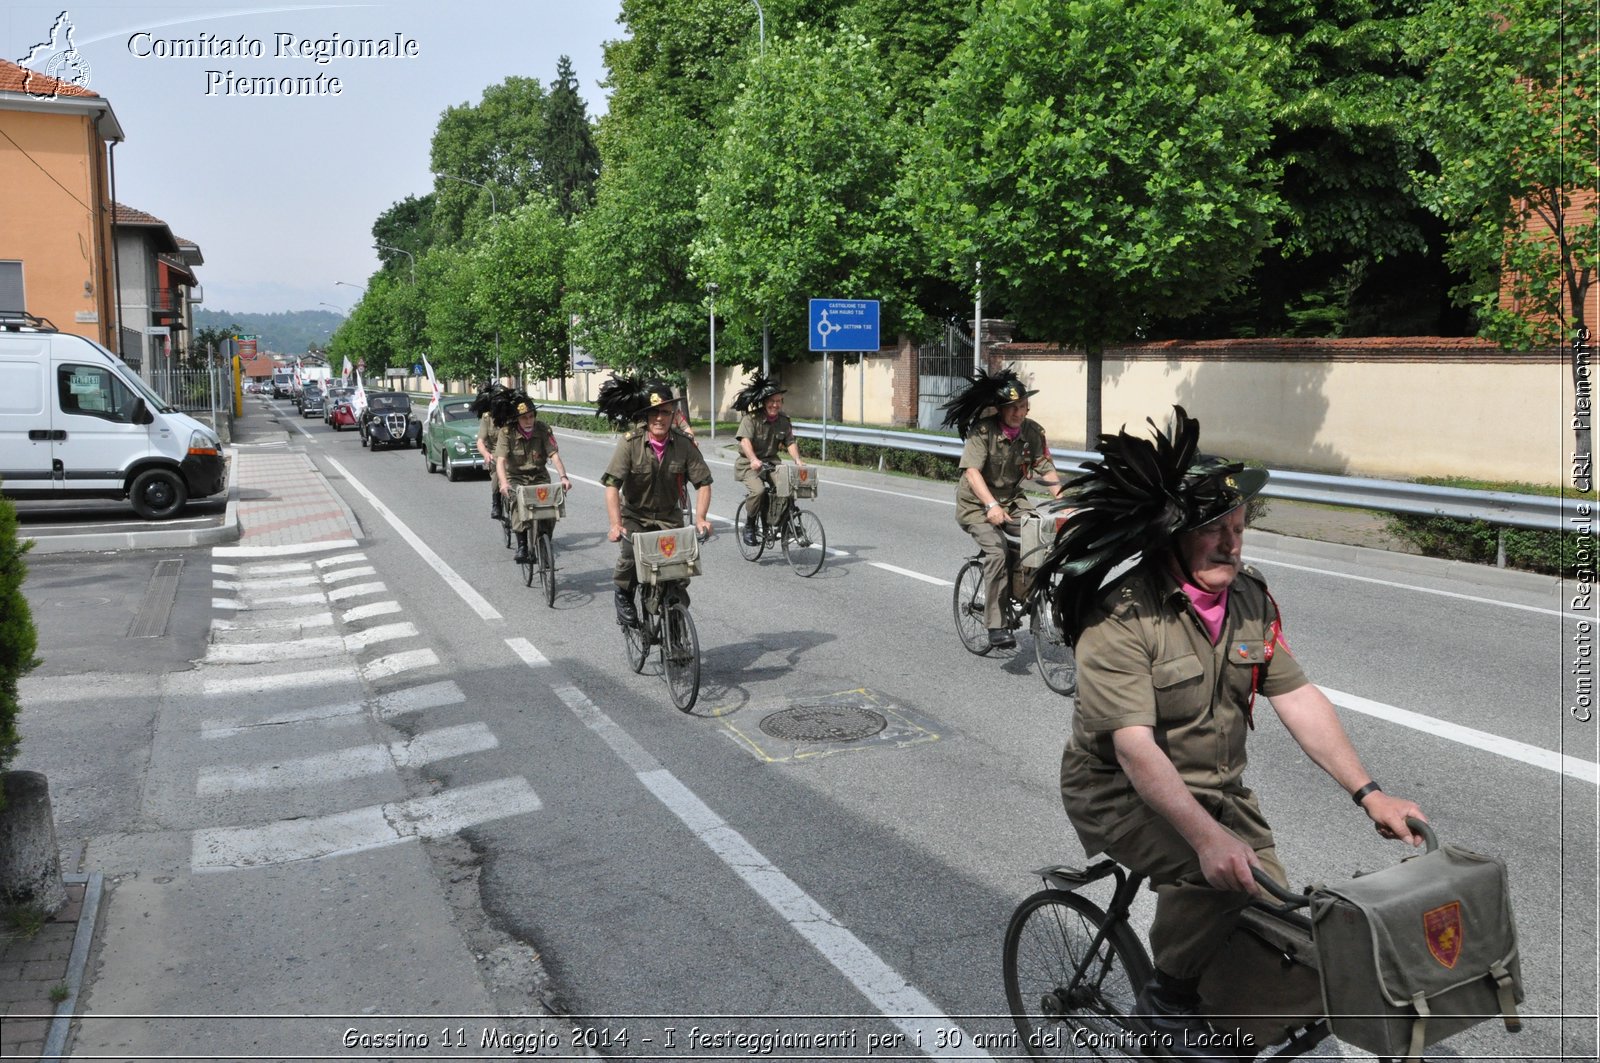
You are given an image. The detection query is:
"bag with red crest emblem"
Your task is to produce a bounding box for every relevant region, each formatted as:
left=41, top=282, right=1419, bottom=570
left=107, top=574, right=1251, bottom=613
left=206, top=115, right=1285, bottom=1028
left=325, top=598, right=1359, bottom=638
left=1309, top=826, right=1522, bottom=1061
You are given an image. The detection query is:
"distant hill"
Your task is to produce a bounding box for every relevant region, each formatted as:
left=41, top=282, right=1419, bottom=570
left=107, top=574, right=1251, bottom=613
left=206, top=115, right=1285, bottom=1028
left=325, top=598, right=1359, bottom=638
left=193, top=308, right=344, bottom=357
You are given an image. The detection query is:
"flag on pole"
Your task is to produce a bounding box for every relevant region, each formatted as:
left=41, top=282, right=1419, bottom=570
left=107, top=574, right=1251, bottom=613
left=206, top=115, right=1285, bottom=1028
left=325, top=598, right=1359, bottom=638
left=341, top=356, right=353, bottom=384
left=422, top=354, right=441, bottom=419
left=353, top=373, right=368, bottom=415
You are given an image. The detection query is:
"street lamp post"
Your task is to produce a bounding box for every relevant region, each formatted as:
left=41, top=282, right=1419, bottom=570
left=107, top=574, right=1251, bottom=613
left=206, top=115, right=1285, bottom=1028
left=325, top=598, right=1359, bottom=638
left=335, top=281, right=366, bottom=298
left=376, top=244, right=416, bottom=285
left=750, top=0, right=770, bottom=376
left=708, top=283, right=718, bottom=441
left=319, top=301, right=347, bottom=315
left=434, top=171, right=501, bottom=379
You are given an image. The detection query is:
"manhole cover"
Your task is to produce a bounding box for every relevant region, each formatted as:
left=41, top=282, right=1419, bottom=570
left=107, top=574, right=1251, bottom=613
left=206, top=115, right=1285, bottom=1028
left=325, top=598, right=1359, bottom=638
left=759, top=705, right=887, bottom=743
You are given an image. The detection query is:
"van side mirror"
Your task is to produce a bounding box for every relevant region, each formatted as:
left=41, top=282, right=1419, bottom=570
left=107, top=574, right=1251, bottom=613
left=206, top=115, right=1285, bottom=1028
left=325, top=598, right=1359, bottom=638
left=129, top=397, right=154, bottom=425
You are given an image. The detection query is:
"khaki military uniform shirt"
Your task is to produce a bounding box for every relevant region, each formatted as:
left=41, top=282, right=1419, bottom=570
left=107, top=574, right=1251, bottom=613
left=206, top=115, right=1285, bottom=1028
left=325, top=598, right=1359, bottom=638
left=956, top=416, right=1055, bottom=525
left=477, top=414, right=501, bottom=456
left=493, top=420, right=557, bottom=487
left=733, top=412, right=796, bottom=475
left=1060, top=561, right=1308, bottom=855
left=601, top=427, right=713, bottom=525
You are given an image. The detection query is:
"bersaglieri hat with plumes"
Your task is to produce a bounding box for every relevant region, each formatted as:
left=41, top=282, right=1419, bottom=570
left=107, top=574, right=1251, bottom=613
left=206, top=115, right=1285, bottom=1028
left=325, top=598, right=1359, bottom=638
left=1034, top=405, right=1268, bottom=639
left=597, top=374, right=677, bottom=428
left=731, top=372, right=787, bottom=414
left=938, top=366, right=1039, bottom=440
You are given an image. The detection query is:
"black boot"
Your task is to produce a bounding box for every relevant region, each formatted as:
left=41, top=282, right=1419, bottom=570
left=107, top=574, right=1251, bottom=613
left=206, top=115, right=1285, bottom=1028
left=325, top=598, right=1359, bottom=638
left=614, top=588, right=638, bottom=627
left=490, top=491, right=504, bottom=521
left=1135, top=971, right=1247, bottom=1061
left=988, top=628, right=1016, bottom=649
left=512, top=529, right=529, bottom=563
left=742, top=516, right=760, bottom=546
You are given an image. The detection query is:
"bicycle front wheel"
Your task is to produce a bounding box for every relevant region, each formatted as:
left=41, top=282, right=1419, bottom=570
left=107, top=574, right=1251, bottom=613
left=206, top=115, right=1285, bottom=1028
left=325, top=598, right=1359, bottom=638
left=501, top=511, right=513, bottom=550
left=953, top=559, right=992, bottom=655
left=1003, top=889, right=1152, bottom=1060
left=537, top=531, right=556, bottom=608
left=782, top=509, right=826, bottom=577
left=734, top=498, right=765, bottom=561
left=1031, top=579, right=1078, bottom=697
left=622, top=606, right=650, bottom=673
left=661, top=600, right=701, bottom=712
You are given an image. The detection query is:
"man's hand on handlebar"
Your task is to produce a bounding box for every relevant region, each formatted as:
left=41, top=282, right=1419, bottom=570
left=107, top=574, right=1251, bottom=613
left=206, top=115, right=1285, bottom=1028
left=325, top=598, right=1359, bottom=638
left=695, top=518, right=712, bottom=540
left=1196, top=831, right=1262, bottom=896
left=1364, top=792, right=1428, bottom=846
left=985, top=502, right=1009, bottom=527
left=608, top=522, right=625, bottom=542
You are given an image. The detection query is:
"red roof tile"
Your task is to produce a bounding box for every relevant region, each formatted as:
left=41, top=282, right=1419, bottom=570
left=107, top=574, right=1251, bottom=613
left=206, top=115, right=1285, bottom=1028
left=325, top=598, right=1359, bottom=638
left=0, top=57, right=99, bottom=98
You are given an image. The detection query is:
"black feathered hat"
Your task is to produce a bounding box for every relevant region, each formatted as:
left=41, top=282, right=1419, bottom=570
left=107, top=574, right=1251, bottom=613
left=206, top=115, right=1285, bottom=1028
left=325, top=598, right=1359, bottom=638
left=597, top=374, right=677, bottom=428
left=939, top=366, right=1038, bottom=439
left=1033, top=406, right=1268, bottom=639
left=488, top=388, right=522, bottom=428
left=731, top=372, right=787, bottom=414
left=469, top=382, right=507, bottom=418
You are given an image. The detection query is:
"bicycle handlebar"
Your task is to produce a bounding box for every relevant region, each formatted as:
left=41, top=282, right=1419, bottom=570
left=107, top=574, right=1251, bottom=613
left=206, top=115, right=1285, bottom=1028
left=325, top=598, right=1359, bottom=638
left=1248, top=816, right=1436, bottom=914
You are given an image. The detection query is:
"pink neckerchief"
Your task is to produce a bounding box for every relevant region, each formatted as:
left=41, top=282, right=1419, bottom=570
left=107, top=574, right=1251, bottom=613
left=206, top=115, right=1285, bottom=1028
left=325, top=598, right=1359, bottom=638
left=1001, top=424, right=1022, bottom=441
left=646, top=434, right=668, bottom=462
left=517, top=423, right=537, bottom=440
left=1181, top=579, right=1230, bottom=644
left=765, top=413, right=779, bottom=423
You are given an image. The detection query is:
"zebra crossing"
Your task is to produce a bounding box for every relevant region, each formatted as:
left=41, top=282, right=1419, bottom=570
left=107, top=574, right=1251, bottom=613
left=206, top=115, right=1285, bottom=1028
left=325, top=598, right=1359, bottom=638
left=190, top=540, right=539, bottom=872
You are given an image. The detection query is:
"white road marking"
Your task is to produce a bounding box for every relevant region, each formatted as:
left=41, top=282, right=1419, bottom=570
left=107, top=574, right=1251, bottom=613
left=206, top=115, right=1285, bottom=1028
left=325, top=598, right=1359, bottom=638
left=869, top=562, right=954, bottom=587
left=321, top=565, right=379, bottom=583
left=191, top=777, right=540, bottom=871
left=1248, top=554, right=1578, bottom=622
left=204, top=637, right=344, bottom=665
left=214, top=539, right=359, bottom=558
left=505, top=637, right=550, bottom=669
left=202, top=701, right=364, bottom=737
left=243, top=590, right=329, bottom=608
left=196, top=723, right=498, bottom=794
left=375, top=680, right=467, bottom=719
left=202, top=664, right=357, bottom=697
left=548, top=683, right=983, bottom=1058
left=343, top=622, right=418, bottom=652
left=212, top=611, right=334, bottom=632
left=341, top=601, right=402, bottom=624
left=1325, top=688, right=1598, bottom=785
left=212, top=598, right=241, bottom=610
left=327, top=581, right=387, bottom=602
left=323, top=456, right=504, bottom=622
left=213, top=561, right=313, bottom=577
left=314, top=552, right=369, bottom=569
left=360, top=648, right=438, bottom=682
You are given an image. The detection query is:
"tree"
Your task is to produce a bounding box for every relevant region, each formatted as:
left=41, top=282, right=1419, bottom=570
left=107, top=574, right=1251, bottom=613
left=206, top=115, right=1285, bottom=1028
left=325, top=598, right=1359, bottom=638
left=429, top=77, right=549, bottom=244
left=540, top=56, right=601, bottom=219
left=473, top=197, right=572, bottom=386
left=192, top=323, right=240, bottom=364
left=422, top=247, right=495, bottom=380
left=0, top=490, right=38, bottom=785
left=694, top=27, right=925, bottom=366
left=372, top=194, right=436, bottom=267
left=1411, top=0, right=1597, bottom=455
left=908, top=0, right=1284, bottom=443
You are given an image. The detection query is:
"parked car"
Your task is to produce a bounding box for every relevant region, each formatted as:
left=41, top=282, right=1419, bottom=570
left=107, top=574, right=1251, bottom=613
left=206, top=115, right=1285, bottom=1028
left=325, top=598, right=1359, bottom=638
left=421, top=398, right=487, bottom=481
left=323, top=386, right=354, bottom=425
left=359, top=391, right=421, bottom=450
left=300, top=385, right=325, bottom=418
left=329, top=396, right=359, bottom=431
left=0, top=309, right=225, bottom=519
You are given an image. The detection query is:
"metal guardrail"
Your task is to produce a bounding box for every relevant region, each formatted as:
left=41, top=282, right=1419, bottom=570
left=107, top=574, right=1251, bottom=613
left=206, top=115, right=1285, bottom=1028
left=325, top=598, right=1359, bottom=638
left=486, top=399, right=1589, bottom=536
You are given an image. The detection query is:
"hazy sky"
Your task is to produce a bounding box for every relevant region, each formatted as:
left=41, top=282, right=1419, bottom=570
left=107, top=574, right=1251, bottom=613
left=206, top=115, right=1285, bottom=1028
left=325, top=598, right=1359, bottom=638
left=4, top=2, right=624, bottom=314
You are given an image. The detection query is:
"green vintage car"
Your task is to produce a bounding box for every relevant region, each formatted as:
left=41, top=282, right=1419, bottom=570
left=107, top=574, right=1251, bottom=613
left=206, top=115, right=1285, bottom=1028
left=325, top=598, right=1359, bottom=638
left=421, top=398, right=487, bottom=481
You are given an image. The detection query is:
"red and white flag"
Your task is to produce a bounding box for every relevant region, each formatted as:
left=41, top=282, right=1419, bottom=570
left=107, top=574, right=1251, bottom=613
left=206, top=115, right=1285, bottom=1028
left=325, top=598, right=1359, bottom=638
left=341, top=356, right=353, bottom=384
left=353, top=373, right=368, bottom=415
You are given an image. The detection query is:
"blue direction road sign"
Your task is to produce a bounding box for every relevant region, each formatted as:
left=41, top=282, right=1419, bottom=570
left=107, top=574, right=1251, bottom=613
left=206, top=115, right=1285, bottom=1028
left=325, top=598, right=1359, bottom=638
left=809, top=299, right=880, bottom=352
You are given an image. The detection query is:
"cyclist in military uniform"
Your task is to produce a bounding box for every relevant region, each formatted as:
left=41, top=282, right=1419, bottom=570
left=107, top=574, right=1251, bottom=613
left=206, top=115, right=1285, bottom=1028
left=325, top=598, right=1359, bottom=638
left=1035, top=407, right=1426, bottom=1062
left=942, top=367, right=1065, bottom=648
left=494, top=391, right=572, bottom=564
left=471, top=382, right=506, bottom=521
left=597, top=376, right=713, bottom=627
left=731, top=372, right=804, bottom=547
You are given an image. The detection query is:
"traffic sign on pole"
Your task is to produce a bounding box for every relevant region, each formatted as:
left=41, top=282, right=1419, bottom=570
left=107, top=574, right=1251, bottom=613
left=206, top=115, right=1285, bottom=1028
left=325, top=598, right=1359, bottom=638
left=808, top=299, right=879, bottom=352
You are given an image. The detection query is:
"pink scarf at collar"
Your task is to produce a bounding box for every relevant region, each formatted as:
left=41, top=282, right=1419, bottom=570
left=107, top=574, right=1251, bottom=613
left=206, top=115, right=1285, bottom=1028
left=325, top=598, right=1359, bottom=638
left=646, top=435, right=668, bottom=461
left=1181, top=580, right=1230, bottom=644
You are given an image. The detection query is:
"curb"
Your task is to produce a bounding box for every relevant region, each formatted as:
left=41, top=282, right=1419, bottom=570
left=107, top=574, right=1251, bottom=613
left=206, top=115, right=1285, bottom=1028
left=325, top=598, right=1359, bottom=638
left=40, top=871, right=102, bottom=1063
left=21, top=458, right=241, bottom=556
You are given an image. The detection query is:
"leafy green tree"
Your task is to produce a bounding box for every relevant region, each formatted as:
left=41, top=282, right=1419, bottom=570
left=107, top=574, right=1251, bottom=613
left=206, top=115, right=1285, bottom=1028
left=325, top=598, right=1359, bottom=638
left=908, top=0, right=1284, bottom=443
left=372, top=194, right=436, bottom=267
left=541, top=56, right=601, bottom=220
left=0, top=490, right=39, bottom=786
left=191, top=323, right=239, bottom=364
left=474, top=197, right=573, bottom=386
left=329, top=287, right=394, bottom=376
left=430, top=77, right=548, bottom=244
left=422, top=246, right=495, bottom=380
left=566, top=98, right=711, bottom=374
left=695, top=27, right=923, bottom=366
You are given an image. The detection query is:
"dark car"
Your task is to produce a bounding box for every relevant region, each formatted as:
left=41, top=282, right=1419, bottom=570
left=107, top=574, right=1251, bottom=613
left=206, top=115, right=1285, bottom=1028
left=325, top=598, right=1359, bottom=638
left=300, top=386, right=325, bottom=418
left=359, top=391, right=421, bottom=450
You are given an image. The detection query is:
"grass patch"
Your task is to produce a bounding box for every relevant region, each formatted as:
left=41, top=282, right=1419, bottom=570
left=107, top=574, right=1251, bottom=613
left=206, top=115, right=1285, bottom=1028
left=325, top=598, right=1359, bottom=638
left=1383, top=476, right=1593, bottom=575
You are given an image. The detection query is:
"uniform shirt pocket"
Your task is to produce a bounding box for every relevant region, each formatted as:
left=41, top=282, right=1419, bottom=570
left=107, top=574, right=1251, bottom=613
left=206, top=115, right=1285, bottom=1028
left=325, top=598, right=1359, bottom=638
left=1152, top=654, right=1207, bottom=720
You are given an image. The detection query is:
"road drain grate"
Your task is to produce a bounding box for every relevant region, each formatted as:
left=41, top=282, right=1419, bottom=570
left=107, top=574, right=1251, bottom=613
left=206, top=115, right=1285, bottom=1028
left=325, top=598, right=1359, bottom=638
left=759, top=704, right=887, bottom=743
left=127, top=559, right=183, bottom=638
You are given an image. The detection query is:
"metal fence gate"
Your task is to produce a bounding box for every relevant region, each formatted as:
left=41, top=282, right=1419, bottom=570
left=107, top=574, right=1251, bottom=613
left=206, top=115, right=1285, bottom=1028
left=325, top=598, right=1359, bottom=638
left=147, top=361, right=233, bottom=427
left=916, top=323, right=974, bottom=429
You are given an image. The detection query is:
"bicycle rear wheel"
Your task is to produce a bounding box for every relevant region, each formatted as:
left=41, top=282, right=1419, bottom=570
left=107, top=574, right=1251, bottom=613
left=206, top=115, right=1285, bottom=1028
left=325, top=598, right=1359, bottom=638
left=782, top=509, right=826, bottom=577
left=1003, top=888, right=1152, bottom=1060
left=501, top=510, right=513, bottom=550
left=953, top=559, right=992, bottom=655
left=1031, top=578, right=1078, bottom=696
left=734, top=498, right=765, bottom=561
left=661, top=599, right=701, bottom=712
left=622, top=605, right=650, bottom=673
left=537, top=530, right=556, bottom=607
left=519, top=544, right=534, bottom=587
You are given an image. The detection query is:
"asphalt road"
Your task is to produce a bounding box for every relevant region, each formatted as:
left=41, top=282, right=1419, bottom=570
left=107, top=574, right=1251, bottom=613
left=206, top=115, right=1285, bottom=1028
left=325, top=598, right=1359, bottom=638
left=210, top=398, right=1600, bottom=1058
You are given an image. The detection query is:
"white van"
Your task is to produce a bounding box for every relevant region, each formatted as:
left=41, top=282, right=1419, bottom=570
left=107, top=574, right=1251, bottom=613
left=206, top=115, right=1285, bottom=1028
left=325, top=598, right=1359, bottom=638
left=0, top=312, right=226, bottom=519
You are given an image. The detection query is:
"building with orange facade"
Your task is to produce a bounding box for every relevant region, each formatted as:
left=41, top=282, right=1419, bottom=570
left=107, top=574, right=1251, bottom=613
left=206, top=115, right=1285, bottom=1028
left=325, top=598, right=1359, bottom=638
left=0, top=58, right=123, bottom=346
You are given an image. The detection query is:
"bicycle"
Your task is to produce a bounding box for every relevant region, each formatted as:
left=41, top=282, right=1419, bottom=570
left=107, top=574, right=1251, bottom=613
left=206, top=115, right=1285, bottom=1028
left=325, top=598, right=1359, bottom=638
left=620, top=525, right=706, bottom=712
left=952, top=504, right=1077, bottom=695
left=510, top=482, right=564, bottom=607
left=733, top=462, right=826, bottom=577
left=1001, top=818, right=1497, bottom=1062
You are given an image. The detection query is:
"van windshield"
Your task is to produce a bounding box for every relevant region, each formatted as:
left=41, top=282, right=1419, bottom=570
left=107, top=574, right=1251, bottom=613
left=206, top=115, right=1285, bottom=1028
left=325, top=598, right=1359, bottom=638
left=120, top=366, right=177, bottom=415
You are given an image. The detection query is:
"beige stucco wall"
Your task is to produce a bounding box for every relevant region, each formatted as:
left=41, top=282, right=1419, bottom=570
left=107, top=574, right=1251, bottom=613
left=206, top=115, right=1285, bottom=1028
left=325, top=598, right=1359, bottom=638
left=685, top=353, right=896, bottom=425
left=0, top=107, right=113, bottom=344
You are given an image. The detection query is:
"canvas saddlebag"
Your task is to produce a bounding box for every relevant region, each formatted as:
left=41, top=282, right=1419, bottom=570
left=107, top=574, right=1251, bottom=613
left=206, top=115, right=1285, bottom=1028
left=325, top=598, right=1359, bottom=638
left=1309, top=835, right=1523, bottom=1061
left=511, top=482, right=565, bottom=530
left=633, top=526, right=701, bottom=585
